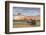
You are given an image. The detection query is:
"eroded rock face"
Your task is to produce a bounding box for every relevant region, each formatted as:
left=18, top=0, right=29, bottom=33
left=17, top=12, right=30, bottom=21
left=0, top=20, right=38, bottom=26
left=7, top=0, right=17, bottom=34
left=13, top=16, right=33, bottom=20
left=13, top=16, right=40, bottom=21
left=24, top=16, right=32, bottom=20
left=13, top=16, right=25, bottom=20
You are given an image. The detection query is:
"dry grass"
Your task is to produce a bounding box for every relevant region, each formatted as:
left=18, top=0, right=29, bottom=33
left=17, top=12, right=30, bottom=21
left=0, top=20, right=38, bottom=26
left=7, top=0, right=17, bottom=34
left=13, top=23, right=32, bottom=28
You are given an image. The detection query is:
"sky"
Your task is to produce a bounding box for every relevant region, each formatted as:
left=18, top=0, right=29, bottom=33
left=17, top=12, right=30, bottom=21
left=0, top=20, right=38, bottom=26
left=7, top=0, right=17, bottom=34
left=13, top=7, right=40, bottom=16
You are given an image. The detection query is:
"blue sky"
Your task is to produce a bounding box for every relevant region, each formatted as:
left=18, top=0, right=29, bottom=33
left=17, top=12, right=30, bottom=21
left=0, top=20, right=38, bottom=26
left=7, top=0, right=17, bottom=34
left=13, top=7, right=40, bottom=16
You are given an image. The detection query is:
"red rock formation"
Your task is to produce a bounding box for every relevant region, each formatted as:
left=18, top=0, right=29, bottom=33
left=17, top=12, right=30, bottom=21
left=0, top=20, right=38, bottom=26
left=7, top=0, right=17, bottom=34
left=24, top=16, right=32, bottom=20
